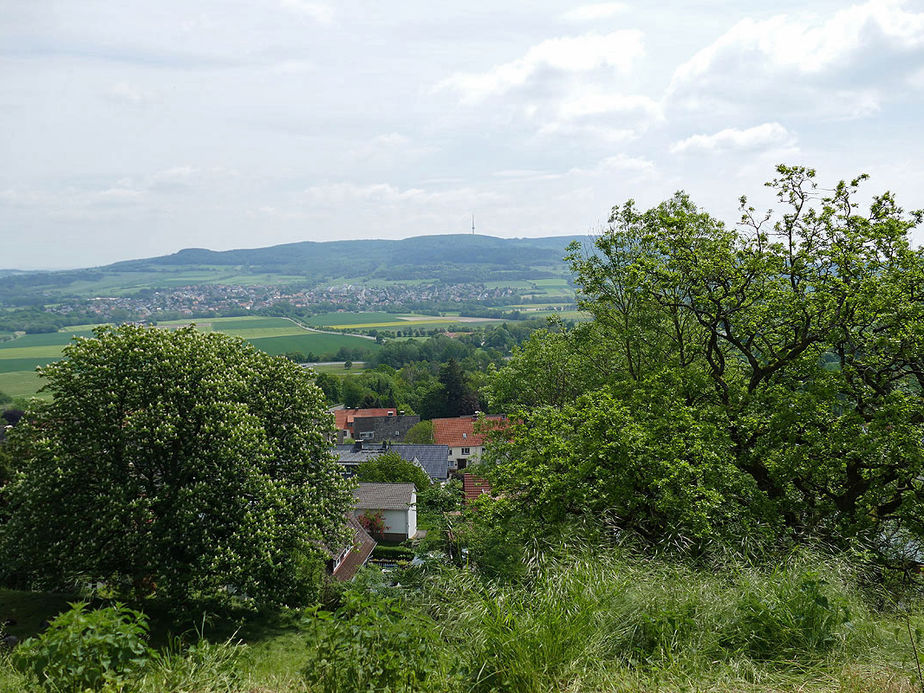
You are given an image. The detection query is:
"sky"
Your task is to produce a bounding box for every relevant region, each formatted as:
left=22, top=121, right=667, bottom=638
left=2, top=0, right=924, bottom=269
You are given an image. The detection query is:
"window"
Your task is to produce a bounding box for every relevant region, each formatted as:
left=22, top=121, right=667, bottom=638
left=359, top=431, right=374, bottom=440
left=461, top=447, right=470, bottom=455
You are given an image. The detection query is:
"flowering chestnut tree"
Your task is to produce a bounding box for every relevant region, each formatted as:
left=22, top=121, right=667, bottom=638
left=0, top=325, right=353, bottom=606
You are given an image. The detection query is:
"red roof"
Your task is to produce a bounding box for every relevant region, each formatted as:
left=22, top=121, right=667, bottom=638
left=333, top=408, right=397, bottom=432
left=331, top=516, right=376, bottom=581
left=463, top=474, right=491, bottom=503
left=432, top=415, right=506, bottom=448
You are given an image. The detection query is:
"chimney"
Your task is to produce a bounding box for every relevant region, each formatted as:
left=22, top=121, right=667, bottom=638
left=352, top=440, right=363, bottom=452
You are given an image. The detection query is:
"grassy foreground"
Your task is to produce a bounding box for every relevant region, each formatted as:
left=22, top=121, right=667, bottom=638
left=1, top=549, right=923, bottom=692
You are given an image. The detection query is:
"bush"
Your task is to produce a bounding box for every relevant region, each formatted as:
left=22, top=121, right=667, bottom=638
left=303, top=591, right=450, bottom=692
left=726, top=564, right=853, bottom=660
left=12, top=602, right=151, bottom=691
left=371, top=545, right=415, bottom=561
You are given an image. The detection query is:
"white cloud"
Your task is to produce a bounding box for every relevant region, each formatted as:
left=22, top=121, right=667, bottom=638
left=105, top=83, right=157, bottom=105
left=555, top=91, right=662, bottom=122
left=438, top=30, right=645, bottom=103
left=270, top=59, right=315, bottom=74
left=562, top=3, right=627, bottom=22
left=670, top=123, right=795, bottom=154
left=566, top=153, right=657, bottom=178
left=371, top=133, right=411, bottom=147
left=279, top=0, right=333, bottom=24
left=674, top=2, right=924, bottom=82
left=668, top=1, right=924, bottom=118
left=303, top=182, right=501, bottom=207
left=536, top=122, right=637, bottom=143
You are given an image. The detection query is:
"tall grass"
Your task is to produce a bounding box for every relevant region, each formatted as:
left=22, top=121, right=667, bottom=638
left=423, top=548, right=922, bottom=692
left=4, top=548, right=921, bottom=692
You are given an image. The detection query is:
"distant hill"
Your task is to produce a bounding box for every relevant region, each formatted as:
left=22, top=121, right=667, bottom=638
left=0, top=234, right=591, bottom=301
left=111, top=234, right=587, bottom=276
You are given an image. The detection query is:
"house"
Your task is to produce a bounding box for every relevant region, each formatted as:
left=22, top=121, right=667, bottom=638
left=332, top=407, right=399, bottom=439
left=432, top=414, right=507, bottom=471
left=463, top=474, right=491, bottom=504
left=329, top=515, right=377, bottom=581
left=353, top=482, right=418, bottom=542
left=332, top=441, right=450, bottom=481
left=352, top=414, right=420, bottom=443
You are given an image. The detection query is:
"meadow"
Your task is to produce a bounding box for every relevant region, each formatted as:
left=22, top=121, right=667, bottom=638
left=0, top=316, right=380, bottom=400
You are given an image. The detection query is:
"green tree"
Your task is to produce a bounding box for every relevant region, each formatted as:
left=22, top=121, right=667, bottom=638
left=355, top=451, right=430, bottom=490
left=314, top=371, right=341, bottom=404
left=403, top=420, right=434, bottom=444
left=342, top=376, right=366, bottom=408
left=486, top=166, right=924, bottom=556
left=0, top=325, right=353, bottom=605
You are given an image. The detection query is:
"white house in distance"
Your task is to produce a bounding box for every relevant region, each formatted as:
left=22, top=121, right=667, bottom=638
left=353, top=482, right=418, bottom=542
left=432, top=414, right=507, bottom=471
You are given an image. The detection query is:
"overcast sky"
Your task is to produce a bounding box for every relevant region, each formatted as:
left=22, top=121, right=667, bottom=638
left=2, top=0, right=924, bottom=269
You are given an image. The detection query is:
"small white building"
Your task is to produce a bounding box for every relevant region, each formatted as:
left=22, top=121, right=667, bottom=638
left=353, top=482, right=418, bottom=542
left=432, top=414, right=507, bottom=471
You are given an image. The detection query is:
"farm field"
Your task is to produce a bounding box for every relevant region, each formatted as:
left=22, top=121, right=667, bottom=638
left=0, top=316, right=380, bottom=400
left=303, top=312, right=407, bottom=326
left=305, top=311, right=504, bottom=331
left=25, top=268, right=309, bottom=298
left=0, top=370, right=47, bottom=400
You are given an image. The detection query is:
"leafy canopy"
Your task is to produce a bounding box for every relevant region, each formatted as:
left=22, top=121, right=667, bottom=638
left=484, top=165, right=924, bottom=558
left=0, top=324, right=354, bottom=605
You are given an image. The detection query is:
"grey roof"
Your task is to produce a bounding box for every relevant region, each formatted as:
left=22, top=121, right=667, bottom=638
left=354, top=482, right=416, bottom=511
left=332, top=443, right=449, bottom=481
left=390, top=444, right=449, bottom=480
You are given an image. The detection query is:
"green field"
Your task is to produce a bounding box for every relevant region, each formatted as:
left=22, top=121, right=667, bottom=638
left=0, top=370, right=48, bottom=400
left=248, top=333, right=378, bottom=356
left=47, top=268, right=308, bottom=298
left=0, top=317, right=380, bottom=400
left=0, top=331, right=95, bottom=348
left=304, top=312, right=416, bottom=327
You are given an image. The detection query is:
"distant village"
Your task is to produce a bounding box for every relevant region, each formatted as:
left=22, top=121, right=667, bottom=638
left=45, top=282, right=522, bottom=320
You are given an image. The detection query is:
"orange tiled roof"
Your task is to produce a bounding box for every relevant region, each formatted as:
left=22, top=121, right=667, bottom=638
left=333, top=408, right=398, bottom=431
left=463, top=474, right=491, bottom=503
left=431, top=415, right=506, bottom=448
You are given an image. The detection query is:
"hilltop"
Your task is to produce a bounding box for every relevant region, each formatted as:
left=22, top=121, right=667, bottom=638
left=0, top=234, right=587, bottom=302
